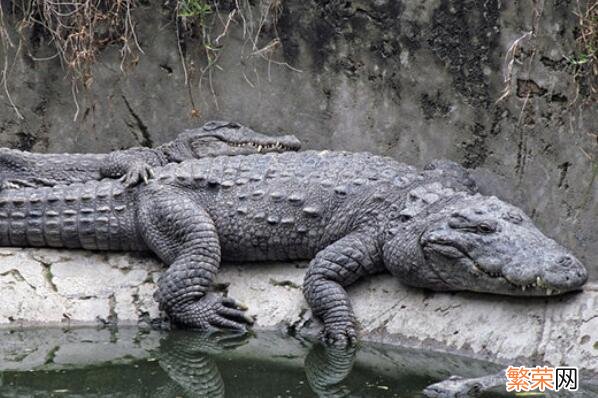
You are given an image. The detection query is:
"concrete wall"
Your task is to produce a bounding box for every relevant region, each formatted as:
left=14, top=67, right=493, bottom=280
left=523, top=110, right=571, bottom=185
left=0, top=0, right=595, bottom=278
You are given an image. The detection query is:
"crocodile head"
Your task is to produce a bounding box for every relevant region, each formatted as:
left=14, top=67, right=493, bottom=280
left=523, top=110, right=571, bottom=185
left=163, top=121, right=301, bottom=161
left=384, top=194, right=588, bottom=296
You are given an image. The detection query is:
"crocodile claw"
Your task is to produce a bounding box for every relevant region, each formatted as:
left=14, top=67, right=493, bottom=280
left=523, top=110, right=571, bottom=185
left=320, top=323, right=358, bottom=348
left=120, top=162, right=154, bottom=187
left=172, top=293, right=254, bottom=332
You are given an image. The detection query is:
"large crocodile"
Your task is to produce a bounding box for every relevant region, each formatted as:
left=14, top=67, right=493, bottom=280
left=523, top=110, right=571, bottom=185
left=0, top=120, right=300, bottom=190
left=0, top=151, right=588, bottom=347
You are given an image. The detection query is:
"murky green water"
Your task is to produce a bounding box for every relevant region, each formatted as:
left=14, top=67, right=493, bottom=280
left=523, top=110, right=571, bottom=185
left=0, top=327, right=539, bottom=397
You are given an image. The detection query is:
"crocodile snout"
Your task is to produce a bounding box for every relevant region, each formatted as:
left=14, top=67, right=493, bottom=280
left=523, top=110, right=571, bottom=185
left=542, top=253, right=588, bottom=291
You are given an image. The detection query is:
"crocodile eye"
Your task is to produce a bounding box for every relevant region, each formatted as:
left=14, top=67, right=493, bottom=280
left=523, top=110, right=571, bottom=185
left=477, top=223, right=495, bottom=234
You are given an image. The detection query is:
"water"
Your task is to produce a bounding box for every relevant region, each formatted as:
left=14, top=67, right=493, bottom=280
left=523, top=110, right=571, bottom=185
left=0, top=327, right=544, bottom=397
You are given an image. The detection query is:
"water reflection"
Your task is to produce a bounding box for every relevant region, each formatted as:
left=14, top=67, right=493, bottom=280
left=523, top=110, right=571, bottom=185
left=157, top=331, right=375, bottom=398
left=304, top=343, right=356, bottom=398
left=0, top=328, right=547, bottom=397
left=157, top=331, right=424, bottom=398
left=158, top=331, right=247, bottom=398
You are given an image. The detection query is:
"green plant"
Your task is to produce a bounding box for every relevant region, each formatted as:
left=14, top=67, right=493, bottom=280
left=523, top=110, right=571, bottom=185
left=565, top=52, right=591, bottom=65
left=178, top=0, right=212, bottom=19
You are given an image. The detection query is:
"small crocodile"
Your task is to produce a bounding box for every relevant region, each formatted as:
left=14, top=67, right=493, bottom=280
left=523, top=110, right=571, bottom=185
left=0, top=150, right=588, bottom=347
left=0, top=120, right=300, bottom=190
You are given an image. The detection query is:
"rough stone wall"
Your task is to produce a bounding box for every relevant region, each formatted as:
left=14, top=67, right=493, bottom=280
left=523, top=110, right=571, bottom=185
left=0, top=0, right=595, bottom=278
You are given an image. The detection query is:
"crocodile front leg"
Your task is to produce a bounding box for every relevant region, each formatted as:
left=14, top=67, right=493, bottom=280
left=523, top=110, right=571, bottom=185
left=100, top=149, right=164, bottom=187
left=138, top=187, right=252, bottom=330
left=303, top=233, right=384, bottom=347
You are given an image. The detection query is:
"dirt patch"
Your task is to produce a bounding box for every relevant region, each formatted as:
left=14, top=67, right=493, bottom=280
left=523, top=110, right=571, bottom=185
left=427, top=0, right=501, bottom=108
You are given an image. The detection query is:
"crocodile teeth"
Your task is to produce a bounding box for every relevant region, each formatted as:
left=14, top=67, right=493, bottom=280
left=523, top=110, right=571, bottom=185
left=231, top=140, right=289, bottom=151
left=546, top=288, right=553, bottom=295
left=522, top=285, right=526, bottom=292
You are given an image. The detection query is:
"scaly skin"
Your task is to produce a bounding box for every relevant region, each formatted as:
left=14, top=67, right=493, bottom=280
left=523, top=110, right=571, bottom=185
left=0, top=151, right=588, bottom=347
left=0, top=120, right=301, bottom=190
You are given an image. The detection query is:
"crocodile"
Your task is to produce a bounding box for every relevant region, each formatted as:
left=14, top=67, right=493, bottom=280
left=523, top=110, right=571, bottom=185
left=0, top=150, right=588, bottom=347
left=0, top=120, right=301, bottom=190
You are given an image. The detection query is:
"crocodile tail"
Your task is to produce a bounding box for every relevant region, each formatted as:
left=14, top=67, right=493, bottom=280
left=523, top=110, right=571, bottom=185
left=0, top=180, right=144, bottom=251
left=0, top=148, right=106, bottom=187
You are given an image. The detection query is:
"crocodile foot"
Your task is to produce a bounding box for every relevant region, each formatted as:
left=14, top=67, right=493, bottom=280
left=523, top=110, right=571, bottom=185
left=172, top=293, right=254, bottom=332
left=321, top=322, right=358, bottom=348
left=120, top=161, right=154, bottom=187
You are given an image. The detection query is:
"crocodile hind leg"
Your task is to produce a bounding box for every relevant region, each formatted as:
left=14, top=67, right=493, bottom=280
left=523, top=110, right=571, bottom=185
left=138, top=187, right=253, bottom=330
left=303, top=233, right=384, bottom=347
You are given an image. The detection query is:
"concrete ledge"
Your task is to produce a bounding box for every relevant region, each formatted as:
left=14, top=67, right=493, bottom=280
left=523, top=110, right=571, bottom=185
left=0, top=248, right=596, bottom=373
